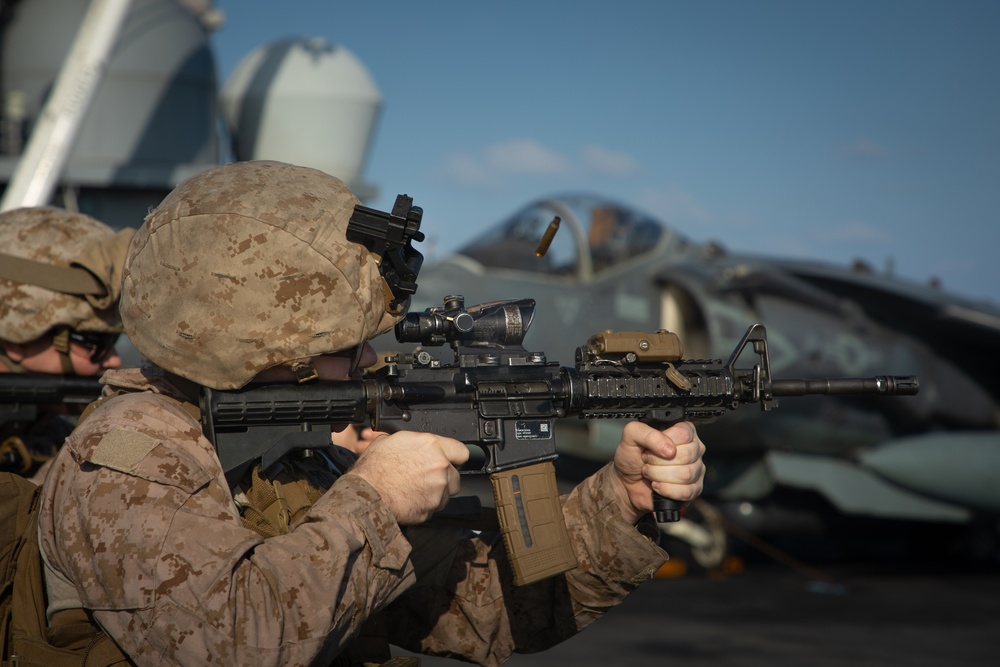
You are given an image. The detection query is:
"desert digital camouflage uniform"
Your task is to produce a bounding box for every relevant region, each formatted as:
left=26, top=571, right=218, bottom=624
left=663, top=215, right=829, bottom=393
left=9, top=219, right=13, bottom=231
left=0, top=207, right=133, bottom=482
left=39, top=367, right=665, bottom=666
left=36, top=161, right=669, bottom=666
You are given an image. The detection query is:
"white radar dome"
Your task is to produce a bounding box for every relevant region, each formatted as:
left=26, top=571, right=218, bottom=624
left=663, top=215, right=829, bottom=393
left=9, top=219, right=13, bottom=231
left=220, top=37, right=381, bottom=200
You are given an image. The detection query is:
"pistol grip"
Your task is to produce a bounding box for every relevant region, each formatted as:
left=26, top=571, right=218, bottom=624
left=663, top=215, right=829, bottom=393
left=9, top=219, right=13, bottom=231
left=490, top=461, right=578, bottom=586
left=653, top=494, right=683, bottom=522
left=644, top=415, right=686, bottom=522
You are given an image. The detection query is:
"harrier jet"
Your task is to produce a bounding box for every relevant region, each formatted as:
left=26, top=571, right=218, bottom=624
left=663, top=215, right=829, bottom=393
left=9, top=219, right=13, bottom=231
left=398, top=194, right=1000, bottom=564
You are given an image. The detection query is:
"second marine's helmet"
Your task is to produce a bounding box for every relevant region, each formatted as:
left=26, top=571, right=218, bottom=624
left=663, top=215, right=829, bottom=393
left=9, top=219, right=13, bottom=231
left=121, top=160, right=403, bottom=390
left=0, top=206, right=132, bottom=344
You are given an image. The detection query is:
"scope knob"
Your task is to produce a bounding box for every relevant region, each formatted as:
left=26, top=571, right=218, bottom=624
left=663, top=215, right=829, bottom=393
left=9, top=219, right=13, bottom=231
left=453, top=311, right=475, bottom=333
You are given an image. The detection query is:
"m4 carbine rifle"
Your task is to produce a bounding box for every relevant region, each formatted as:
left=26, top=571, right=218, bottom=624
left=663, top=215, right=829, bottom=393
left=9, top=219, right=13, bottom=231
left=1, top=374, right=103, bottom=473
left=201, top=295, right=919, bottom=586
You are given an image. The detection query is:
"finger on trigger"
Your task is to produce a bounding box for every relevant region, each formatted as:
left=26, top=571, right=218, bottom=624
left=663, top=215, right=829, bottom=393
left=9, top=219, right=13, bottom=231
left=444, top=438, right=471, bottom=466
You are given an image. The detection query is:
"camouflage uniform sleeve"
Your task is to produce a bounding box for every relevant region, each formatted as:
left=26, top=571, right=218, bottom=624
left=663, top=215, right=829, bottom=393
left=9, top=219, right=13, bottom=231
left=38, top=393, right=416, bottom=667
left=386, top=463, right=667, bottom=666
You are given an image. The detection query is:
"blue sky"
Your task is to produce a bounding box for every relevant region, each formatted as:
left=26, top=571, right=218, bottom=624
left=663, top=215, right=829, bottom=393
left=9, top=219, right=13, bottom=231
left=212, top=0, right=999, bottom=305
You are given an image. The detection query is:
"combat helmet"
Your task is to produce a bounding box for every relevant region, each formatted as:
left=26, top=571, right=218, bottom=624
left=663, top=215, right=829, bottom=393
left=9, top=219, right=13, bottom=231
left=121, top=160, right=405, bottom=390
left=0, top=207, right=133, bottom=371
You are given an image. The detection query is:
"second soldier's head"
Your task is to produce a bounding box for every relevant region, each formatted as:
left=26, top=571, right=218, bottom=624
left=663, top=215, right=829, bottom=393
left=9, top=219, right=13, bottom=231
left=0, top=207, right=133, bottom=375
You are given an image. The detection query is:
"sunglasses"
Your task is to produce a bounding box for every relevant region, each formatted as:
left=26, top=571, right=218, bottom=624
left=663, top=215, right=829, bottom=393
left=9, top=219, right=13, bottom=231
left=67, top=329, right=121, bottom=363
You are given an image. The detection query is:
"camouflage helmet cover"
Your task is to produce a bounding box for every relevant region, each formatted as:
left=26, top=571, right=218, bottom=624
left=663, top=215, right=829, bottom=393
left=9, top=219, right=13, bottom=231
left=121, top=160, right=403, bottom=390
left=0, top=206, right=132, bottom=343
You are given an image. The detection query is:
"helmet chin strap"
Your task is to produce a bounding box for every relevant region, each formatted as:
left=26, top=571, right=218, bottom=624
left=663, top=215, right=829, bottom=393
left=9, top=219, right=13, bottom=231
left=0, top=350, right=27, bottom=373
left=287, top=358, right=318, bottom=383
left=51, top=328, right=77, bottom=374
left=348, top=319, right=370, bottom=379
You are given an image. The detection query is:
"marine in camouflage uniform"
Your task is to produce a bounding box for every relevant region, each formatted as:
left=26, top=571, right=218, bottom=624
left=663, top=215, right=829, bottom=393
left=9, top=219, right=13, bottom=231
left=38, top=161, right=706, bottom=666
left=0, top=207, right=132, bottom=483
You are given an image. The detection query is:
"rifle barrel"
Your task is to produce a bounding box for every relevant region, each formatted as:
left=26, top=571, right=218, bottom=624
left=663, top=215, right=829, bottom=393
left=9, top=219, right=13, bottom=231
left=770, top=375, right=919, bottom=397
left=0, top=374, right=103, bottom=403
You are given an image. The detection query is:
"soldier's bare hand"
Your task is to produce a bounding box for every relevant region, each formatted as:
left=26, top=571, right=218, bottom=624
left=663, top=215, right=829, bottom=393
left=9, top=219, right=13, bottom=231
left=331, top=424, right=388, bottom=455
left=610, top=421, right=706, bottom=524
left=349, top=431, right=469, bottom=525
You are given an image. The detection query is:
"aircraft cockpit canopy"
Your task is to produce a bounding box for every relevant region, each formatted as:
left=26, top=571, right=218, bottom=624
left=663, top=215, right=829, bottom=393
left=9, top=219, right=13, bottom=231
left=457, top=196, right=666, bottom=278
